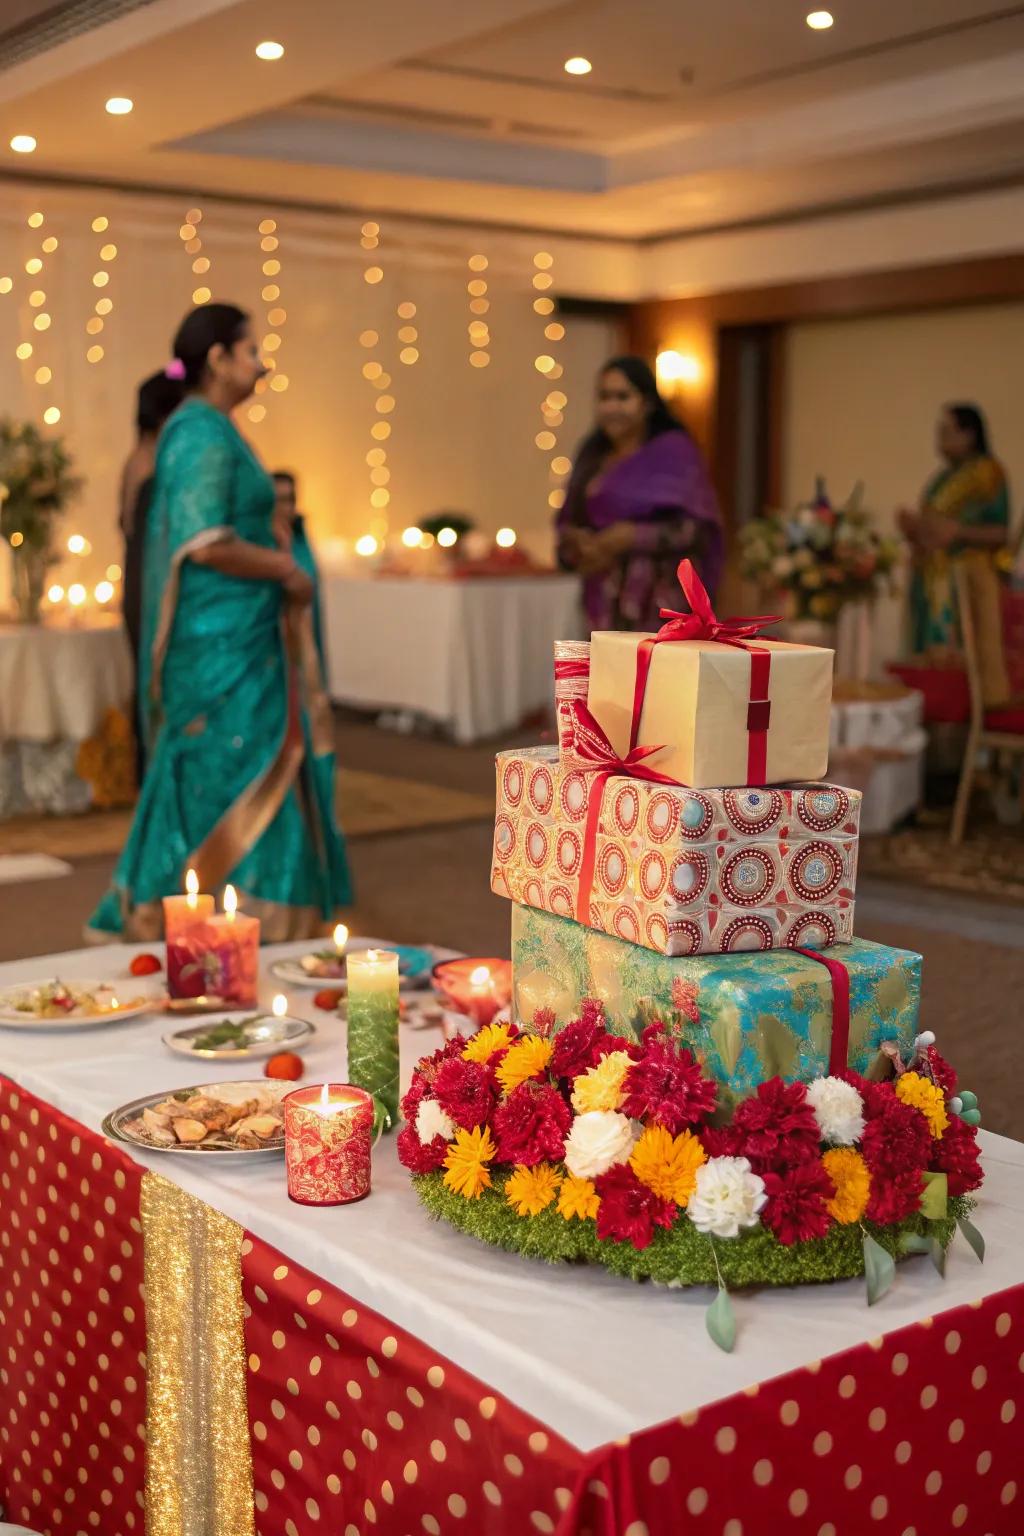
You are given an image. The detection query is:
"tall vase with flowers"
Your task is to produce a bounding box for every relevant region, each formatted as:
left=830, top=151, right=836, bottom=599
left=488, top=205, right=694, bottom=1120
left=740, top=480, right=899, bottom=649
left=0, top=418, right=81, bottom=624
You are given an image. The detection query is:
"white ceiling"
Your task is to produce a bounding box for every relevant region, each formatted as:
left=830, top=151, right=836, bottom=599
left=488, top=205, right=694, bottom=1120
left=2, top=0, right=1023, bottom=239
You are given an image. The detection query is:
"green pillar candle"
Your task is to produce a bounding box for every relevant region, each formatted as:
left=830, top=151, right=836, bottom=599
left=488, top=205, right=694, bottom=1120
left=346, top=949, right=400, bottom=1135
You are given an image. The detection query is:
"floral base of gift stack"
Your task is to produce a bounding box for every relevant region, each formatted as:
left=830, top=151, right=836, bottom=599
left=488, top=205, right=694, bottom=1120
left=399, top=1005, right=986, bottom=1344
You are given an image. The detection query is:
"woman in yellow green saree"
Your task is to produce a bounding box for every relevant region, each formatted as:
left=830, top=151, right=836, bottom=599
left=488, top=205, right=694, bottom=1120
left=899, top=403, right=1012, bottom=705
left=90, top=304, right=352, bottom=941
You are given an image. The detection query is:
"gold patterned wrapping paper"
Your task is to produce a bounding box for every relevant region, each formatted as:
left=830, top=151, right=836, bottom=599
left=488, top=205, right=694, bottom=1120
left=492, top=745, right=859, bottom=956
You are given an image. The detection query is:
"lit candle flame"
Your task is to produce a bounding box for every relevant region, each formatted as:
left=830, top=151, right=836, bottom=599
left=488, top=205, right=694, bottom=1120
left=367, top=948, right=379, bottom=964
left=185, top=867, right=199, bottom=910
left=110, top=997, right=120, bottom=1010
left=272, top=994, right=287, bottom=1019
left=333, top=923, right=349, bottom=951
left=223, top=884, right=237, bottom=921
left=319, top=1082, right=331, bottom=1110
left=470, top=965, right=491, bottom=987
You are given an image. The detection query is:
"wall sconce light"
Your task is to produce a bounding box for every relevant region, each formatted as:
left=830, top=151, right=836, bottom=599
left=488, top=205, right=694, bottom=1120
left=656, top=349, right=702, bottom=390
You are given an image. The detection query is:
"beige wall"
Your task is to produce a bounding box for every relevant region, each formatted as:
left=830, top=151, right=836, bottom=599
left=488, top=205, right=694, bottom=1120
left=0, top=181, right=621, bottom=599
left=783, top=301, right=1024, bottom=663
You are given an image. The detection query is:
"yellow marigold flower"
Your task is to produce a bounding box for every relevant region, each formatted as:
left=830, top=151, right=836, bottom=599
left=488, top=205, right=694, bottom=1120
left=505, top=1163, right=562, bottom=1217
left=442, top=1124, right=496, bottom=1200
left=496, top=1034, right=553, bottom=1094
left=822, top=1147, right=871, bottom=1224
left=895, top=1072, right=949, bottom=1139
left=570, top=1050, right=633, bottom=1114
left=629, top=1125, right=707, bottom=1206
left=557, top=1174, right=601, bottom=1222
left=461, top=1022, right=513, bottom=1065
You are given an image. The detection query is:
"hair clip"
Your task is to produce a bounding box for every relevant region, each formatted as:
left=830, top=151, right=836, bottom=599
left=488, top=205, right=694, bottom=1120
left=165, top=359, right=186, bottom=380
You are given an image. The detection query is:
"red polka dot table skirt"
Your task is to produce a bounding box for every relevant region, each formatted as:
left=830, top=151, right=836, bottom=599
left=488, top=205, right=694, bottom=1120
left=3, top=1074, right=1024, bottom=1536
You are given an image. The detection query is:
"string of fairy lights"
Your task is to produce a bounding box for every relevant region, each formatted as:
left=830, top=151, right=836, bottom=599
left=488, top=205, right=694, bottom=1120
left=531, top=250, right=572, bottom=515
left=248, top=215, right=289, bottom=425
left=466, top=253, right=490, bottom=369
left=178, top=206, right=210, bottom=304
left=85, top=214, right=117, bottom=373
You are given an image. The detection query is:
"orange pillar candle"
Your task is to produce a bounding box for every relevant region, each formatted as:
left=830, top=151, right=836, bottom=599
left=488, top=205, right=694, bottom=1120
left=163, top=868, right=215, bottom=998
left=196, top=885, right=261, bottom=1008
left=284, top=1083, right=375, bottom=1205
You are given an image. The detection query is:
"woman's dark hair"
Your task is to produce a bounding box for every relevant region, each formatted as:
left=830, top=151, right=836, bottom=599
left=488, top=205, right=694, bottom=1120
left=172, top=302, right=250, bottom=390
left=272, top=470, right=297, bottom=493
left=136, top=371, right=185, bottom=434
left=946, top=402, right=990, bottom=456
left=560, top=355, right=684, bottom=527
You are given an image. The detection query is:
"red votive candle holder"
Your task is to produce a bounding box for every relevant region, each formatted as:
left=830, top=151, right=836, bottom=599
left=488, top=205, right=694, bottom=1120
left=432, top=958, right=512, bottom=1031
left=284, top=1083, right=374, bottom=1206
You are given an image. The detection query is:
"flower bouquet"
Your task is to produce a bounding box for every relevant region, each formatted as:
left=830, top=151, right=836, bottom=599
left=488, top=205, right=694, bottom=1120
left=740, top=480, right=899, bottom=624
left=400, top=1000, right=984, bottom=1349
left=0, top=417, right=81, bottom=623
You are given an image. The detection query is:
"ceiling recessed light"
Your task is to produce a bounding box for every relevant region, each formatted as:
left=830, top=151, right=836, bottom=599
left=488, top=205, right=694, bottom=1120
left=255, top=40, right=285, bottom=61
left=806, top=10, right=834, bottom=28
left=105, top=96, right=133, bottom=115
left=564, top=57, right=592, bottom=76
left=10, top=134, right=37, bottom=154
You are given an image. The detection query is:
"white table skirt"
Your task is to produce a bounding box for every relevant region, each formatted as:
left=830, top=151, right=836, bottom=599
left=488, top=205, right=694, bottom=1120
left=321, top=574, right=583, bottom=743
left=2, top=940, right=1020, bottom=1452
left=0, top=618, right=132, bottom=743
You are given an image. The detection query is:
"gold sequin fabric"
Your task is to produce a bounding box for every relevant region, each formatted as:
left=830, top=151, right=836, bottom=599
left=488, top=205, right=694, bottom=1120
left=142, top=1173, right=254, bottom=1536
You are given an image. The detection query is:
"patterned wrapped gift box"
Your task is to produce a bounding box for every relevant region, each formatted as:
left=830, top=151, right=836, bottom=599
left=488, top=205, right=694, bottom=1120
left=511, top=904, right=920, bottom=1097
left=492, top=746, right=860, bottom=956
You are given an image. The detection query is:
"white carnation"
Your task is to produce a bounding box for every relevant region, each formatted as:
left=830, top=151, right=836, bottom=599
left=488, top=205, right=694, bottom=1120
left=805, top=1076, right=865, bottom=1145
left=416, top=1098, right=456, bottom=1146
left=687, top=1156, right=767, bottom=1240
left=563, top=1110, right=637, bottom=1180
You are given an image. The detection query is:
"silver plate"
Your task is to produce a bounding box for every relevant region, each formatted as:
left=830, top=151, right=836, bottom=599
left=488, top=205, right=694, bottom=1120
left=162, top=1011, right=315, bottom=1060
left=0, top=978, right=163, bottom=1029
left=102, top=1079, right=288, bottom=1160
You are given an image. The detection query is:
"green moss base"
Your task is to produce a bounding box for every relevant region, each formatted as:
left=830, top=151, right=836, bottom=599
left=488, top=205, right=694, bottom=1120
left=413, top=1172, right=966, bottom=1289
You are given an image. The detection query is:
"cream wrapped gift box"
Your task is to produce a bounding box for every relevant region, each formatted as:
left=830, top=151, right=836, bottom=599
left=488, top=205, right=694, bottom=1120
left=587, top=630, right=834, bottom=789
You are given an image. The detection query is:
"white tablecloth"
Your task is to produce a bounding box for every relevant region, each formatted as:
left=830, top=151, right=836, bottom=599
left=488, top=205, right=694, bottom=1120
left=2, top=939, right=1020, bottom=1453
left=321, top=574, right=583, bottom=743
left=0, top=617, right=132, bottom=743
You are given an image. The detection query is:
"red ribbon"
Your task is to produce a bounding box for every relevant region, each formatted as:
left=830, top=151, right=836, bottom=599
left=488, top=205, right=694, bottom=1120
left=554, top=659, right=591, bottom=684
left=629, top=559, right=781, bottom=786
left=795, top=946, right=850, bottom=1074
left=564, top=700, right=681, bottom=923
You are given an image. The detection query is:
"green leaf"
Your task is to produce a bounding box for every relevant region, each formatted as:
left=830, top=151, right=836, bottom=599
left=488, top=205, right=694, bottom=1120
left=929, top=1239, right=947, bottom=1279
left=919, top=1171, right=948, bottom=1221
left=863, top=1231, right=896, bottom=1306
left=900, top=1232, right=931, bottom=1255
left=957, top=1215, right=986, bottom=1264
left=706, top=1285, right=736, bottom=1353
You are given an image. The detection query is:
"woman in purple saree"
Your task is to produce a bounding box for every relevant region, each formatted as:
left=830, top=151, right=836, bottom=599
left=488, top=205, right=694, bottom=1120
left=557, top=355, right=723, bottom=630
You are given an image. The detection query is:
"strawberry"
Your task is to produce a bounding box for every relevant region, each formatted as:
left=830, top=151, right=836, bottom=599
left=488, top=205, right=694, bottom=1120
left=130, top=953, right=162, bottom=976
left=265, top=1053, right=304, bottom=1081
left=313, top=989, right=343, bottom=1011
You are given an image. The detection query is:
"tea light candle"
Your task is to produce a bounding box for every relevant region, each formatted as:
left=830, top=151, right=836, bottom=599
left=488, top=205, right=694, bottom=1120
left=432, top=958, right=512, bottom=1030
left=346, top=949, right=400, bottom=1135
left=163, top=868, right=215, bottom=998
left=284, top=1082, right=374, bottom=1205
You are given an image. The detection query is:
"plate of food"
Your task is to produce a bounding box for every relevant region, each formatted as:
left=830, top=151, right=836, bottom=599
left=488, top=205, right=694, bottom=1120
left=0, top=978, right=162, bottom=1029
left=163, top=1010, right=315, bottom=1060
left=270, top=941, right=435, bottom=992
left=103, top=1080, right=288, bottom=1159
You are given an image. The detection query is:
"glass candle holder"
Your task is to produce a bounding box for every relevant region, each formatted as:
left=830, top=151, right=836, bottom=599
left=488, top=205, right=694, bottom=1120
left=346, top=949, right=400, bottom=1134
left=284, top=1083, right=374, bottom=1206
left=432, top=958, right=512, bottom=1031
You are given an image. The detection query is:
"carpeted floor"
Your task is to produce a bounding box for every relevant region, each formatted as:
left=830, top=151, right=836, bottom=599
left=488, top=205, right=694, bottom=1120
left=859, top=812, right=1024, bottom=905
left=2, top=713, right=1021, bottom=1140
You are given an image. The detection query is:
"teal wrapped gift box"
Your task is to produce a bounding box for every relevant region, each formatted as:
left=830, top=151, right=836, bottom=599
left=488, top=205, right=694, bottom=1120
left=511, top=904, right=920, bottom=1097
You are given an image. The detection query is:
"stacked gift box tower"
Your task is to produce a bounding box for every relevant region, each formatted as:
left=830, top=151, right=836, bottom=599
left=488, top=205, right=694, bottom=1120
left=492, top=562, right=922, bottom=1102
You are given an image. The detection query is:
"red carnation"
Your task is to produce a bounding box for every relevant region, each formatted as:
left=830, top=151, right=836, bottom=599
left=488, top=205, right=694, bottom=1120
left=492, top=1081, right=570, bottom=1166
left=550, top=1015, right=619, bottom=1080
left=621, top=1026, right=716, bottom=1133
left=867, top=1170, right=923, bottom=1225
left=925, top=1046, right=957, bottom=1098
left=432, top=1058, right=498, bottom=1130
left=931, top=1116, right=983, bottom=1197
left=399, top=1073, right=428, bottom=1126
left=729, top=1077, right=821, bottom=1172
left=397, top=1124, right=449, bottom=1175
left=762, top=1161, right=835, bottom=1245
left=416, top=1035, right=471, bottom=1089
left=699, top=1124, right=743, bottom=1159
left=594, top=1164, right=676, bottom=1250
left=860, top=1094, right=931, bottom=1179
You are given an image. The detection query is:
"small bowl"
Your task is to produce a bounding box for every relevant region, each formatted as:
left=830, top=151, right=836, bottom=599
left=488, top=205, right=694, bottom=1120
left=163, top=1010, right=315, bottom=1060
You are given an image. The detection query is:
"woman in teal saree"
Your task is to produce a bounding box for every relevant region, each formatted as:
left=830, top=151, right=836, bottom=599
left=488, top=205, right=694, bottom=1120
left=90, top=304, right=352, bottom=941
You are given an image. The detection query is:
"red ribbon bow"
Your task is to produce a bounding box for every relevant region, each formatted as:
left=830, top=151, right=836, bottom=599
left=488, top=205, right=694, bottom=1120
left=655, top=558, right=781, bottom=647
left=630, top=559, right=782, bottom=785
left=564, top=700, right=680, bottom=925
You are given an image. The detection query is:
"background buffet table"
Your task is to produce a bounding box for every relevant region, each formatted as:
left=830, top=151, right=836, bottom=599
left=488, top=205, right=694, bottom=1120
left=2, top=940, right=1023, bottom=1535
